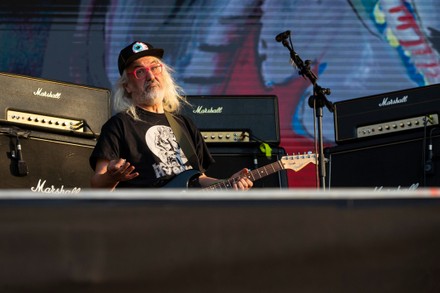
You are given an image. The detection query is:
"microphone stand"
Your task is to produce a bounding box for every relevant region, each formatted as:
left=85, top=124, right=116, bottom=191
left=278, top=34, right=334, bottom=189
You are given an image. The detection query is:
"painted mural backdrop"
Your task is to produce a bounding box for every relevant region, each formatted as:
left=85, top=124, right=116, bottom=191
left=1, top=0, right=439, bottom=187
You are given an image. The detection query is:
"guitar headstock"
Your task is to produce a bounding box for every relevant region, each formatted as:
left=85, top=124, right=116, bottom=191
left=280, top=153, right=317, bottom=172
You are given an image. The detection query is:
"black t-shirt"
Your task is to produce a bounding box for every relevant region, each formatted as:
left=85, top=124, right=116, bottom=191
left=89, top=107, right=214, bottom=188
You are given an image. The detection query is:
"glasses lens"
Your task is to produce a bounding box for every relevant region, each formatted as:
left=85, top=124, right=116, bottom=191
left=134, top=68, right=147, bottom=79
left=131, top=64, right=162, bottom=79
left=151, top=65, right=162, bottom=74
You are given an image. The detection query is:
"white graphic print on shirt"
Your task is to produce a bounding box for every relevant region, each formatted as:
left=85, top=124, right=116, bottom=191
left=145, top=125, right=192, bottom=178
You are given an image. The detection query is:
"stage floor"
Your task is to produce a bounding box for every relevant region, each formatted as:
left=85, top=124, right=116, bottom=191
left=1, top=188, right=440, bottom=292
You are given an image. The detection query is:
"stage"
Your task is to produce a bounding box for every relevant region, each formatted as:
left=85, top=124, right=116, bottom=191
left=1, top=188, right=440, bottom=292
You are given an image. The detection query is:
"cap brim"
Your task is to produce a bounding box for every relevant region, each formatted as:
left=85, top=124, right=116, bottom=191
left=125, top=48, right=164, bottom=67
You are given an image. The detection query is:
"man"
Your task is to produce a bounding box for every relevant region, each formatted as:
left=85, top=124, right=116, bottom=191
left=89, top=41, right=253, bottom=190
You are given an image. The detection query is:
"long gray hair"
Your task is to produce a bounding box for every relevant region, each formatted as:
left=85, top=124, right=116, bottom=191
left=111, top=58, right=186, bottom=119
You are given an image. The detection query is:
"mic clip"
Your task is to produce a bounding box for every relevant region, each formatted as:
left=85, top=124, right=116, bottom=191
left=275, top=30, right=291, bottom=43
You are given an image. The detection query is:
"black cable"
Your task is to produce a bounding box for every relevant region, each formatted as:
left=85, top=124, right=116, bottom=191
left=422, top=116, right=428, bottom=186
left=81, top=119, right=99, bottom=138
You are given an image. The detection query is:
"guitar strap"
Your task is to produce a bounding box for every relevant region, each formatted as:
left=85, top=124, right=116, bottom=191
left=164, top=111, right=199, bottom=170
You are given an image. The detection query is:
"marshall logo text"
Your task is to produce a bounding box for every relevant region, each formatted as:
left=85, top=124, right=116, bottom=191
left=30, top=179, right=81, bottom=194
left=374, top=183, right=419, bottom=192
left=33, top=88, right=62, bottom=99
left=192, top=106, right=223, bottom=114
left=378, top=95, right=408, bottom=107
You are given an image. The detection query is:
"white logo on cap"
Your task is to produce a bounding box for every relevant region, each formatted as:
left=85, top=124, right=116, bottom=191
left=132, top=42, right=149, bottom=53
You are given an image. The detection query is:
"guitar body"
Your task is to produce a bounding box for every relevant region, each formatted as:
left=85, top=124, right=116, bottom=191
left=163, top=169, right=202, bottom=188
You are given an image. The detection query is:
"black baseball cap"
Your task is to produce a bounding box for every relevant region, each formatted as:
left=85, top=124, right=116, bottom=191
left=118, top=41, right=164, bottom=75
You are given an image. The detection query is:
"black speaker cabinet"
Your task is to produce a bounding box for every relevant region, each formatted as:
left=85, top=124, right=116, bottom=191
left=205, top=146, right=288, bottom=188
left=0, top=127, right=95, bottom=191
left=325, top=133, right=440, bottom=189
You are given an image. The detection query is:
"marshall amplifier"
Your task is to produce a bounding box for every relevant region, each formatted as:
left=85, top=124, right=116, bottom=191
left=0, top=72, right=111, bottom=138
left=333, top=84, right=440, bottom=144
left=0, top=126, right=95, bottom=191
left=325, top=132, right=440, bottom=189
left=181, top=95, right=280, bottom=145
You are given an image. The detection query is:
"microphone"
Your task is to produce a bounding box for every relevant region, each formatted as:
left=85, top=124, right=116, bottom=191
left=275, top=30, right=291, bottom=42
left=15, top=137, right=28, bottom=176
left=429, top=141, right=433, bottom=160
left=425, top=139, right=434, bottom=174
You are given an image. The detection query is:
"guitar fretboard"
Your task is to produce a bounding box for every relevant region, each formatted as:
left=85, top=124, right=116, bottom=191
left=204, top=160, right=284, bottom=190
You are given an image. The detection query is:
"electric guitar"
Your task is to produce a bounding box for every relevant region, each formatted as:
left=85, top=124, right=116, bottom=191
left=164, top=153, right=317, bottom=189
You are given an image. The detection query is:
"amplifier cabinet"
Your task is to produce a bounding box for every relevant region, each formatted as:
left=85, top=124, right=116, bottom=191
left=325, top=133, right=440, bottom=189
left=0, top=128, right=95, bottom=191
left=206, top=146, right=288, bottom=188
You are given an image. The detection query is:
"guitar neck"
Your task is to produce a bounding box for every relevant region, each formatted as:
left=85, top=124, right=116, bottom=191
left=204, top=161, right=283, bottom=190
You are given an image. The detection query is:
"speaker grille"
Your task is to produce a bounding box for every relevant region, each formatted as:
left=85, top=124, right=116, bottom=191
left=325, top=134, right=440, bottom=188
left=0, top=131, right=94, bottom=191
left=206, top=146, right=288, bottom=188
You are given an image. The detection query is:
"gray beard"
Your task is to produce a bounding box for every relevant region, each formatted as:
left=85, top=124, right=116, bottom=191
left=139, top=86, right=164, bottom=106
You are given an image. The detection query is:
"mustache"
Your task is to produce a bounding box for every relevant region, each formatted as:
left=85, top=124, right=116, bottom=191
left=144, top=80, right=159, bottom=90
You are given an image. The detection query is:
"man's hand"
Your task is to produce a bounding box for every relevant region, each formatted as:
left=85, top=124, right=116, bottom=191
left=230, top=168, right=253, bottom=190
left=106, top=158, right=139, bottom=182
